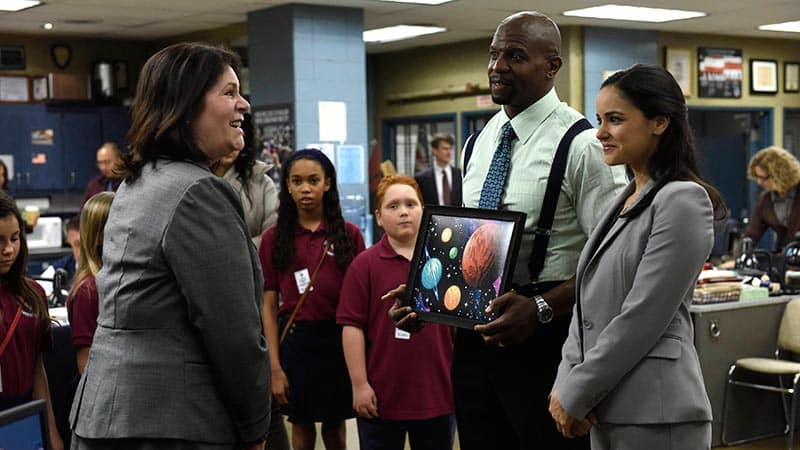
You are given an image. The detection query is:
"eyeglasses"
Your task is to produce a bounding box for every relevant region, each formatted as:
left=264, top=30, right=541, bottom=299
left=754, top=174, right=771, bottom=182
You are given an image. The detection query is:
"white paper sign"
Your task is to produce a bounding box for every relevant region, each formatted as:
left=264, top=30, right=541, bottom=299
left=318, top=101, right=347, bottom=143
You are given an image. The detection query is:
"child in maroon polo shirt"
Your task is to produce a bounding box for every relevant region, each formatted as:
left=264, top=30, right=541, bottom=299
left=66, top=191, right=114, bottom=374
left=259, top=149, right=365, bottom=450
left=0, top=191, right=63, bottom=450
left=337, top=175, right=454, bottom=450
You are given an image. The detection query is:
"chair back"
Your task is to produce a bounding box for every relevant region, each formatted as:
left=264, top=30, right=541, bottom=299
left=778, top=298, right=800, bottom=354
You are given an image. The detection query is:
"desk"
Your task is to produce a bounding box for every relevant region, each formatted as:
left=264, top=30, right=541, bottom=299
left=691, top=296, right=796, bottom=445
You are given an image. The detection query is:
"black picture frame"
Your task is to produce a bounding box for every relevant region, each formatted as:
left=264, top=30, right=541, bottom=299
left=403, top=205, right=526, bottom=329
left=697, top=47, right=742, bottom=98
left=785, top=61, right=800, bottom=93
left=750, top=59, right=778, bottom=95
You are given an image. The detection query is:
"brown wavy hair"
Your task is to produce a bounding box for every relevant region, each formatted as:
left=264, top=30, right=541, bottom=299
left=748, top=146, right=800, bottom=194
left=122, top=42, right=241, bottom=181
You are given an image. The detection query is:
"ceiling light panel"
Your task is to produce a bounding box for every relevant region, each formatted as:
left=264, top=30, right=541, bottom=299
left=374, top=0, right=453, bottom=4
left=759, top=21, right=800, bottom=33
left=364, top=25, right=446, bottom=43
left=563, top=4, right=706, bottom=23
left=0, top=0, right=41, bottom=12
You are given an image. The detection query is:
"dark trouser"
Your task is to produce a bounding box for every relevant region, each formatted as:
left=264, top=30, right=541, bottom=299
left=452, top=281, right=590, bottom=450
left=356, top=414, right=453, bottom=450
left=266, top=400, right=289, bottom=450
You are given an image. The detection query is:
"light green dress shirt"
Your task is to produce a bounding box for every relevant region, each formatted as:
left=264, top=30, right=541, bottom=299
left=462, top=88, right=628, bottom=284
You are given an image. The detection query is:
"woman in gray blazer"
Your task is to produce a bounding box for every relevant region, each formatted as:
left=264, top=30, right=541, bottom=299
left=549, top=64, right=726, bottom=450
left=70, top=43, right=270, bottom=450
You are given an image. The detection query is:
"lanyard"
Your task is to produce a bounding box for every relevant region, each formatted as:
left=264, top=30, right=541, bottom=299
left=0, top=305, right=23, bottom=358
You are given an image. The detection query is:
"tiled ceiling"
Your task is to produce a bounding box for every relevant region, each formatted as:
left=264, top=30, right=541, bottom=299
left=0, top=0, right=798, bottom=52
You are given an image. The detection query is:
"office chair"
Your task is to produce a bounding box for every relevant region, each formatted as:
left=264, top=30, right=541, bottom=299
left=721, top=298, right=800, bottom=449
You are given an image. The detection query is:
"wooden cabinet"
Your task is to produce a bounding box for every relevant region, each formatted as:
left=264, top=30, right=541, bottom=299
left=0, top=103, right=129, bottom=195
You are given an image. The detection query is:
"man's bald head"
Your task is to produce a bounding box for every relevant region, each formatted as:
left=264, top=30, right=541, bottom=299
left=496, top=11, right=562, bottom=58
left=488, top=11, right=564, bottom=117
left=97, top=142, right=122, bottom=179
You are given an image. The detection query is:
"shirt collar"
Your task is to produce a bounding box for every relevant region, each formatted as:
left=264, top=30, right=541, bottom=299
left=377, top=234, right=405, bottom=259
left=433, top=161, right=451, bottom=171
left=296, top=218, right=328, bottom=235
left=502, top=88, right=560, bottom=146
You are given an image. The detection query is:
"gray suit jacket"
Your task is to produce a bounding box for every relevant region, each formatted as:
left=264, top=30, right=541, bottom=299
left=554, top=179, right=713, bottom=425
left=70, top=159, right=270, bottom=444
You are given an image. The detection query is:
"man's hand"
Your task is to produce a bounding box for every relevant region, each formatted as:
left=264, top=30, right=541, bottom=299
left=473, top=290, right=537, bottom=346
left=352, top=382, right=379, bottom=419
left=383, top=284, right=425, bottom=333
left=549, top=390, right=595, bottom=438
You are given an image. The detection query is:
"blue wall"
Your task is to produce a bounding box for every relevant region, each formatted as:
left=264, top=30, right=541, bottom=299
left=582, top=27, right=659, bottom=125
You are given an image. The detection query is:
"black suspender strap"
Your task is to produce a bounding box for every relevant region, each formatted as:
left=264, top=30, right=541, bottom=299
left=528, top=118, right=593, bottom=281
left=461, top=128, right=482, bottom=178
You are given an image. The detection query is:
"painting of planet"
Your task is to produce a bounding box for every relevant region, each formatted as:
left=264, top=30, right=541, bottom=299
left=441, top=227, right=452, bottom=243
left=462, top=223, right=502, bottom=288
left=404, top=206, right=525, bottom=329
left=443, top=285, right=461, bottom=310
left=421, top=257, right=443, bottom=289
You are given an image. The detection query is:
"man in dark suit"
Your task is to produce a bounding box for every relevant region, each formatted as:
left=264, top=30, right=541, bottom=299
left=414, top=133, right=462, bottom=206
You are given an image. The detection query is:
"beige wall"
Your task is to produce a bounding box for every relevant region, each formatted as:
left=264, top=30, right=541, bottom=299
left=659, top=32, right=800, bottom=148
left=370, top=28, right=800, bottom=154
left=370, top=26, right=583, bottom=150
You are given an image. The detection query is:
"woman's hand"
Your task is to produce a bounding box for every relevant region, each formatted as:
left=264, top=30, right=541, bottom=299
left=548, top=390, right=594, bottom=438
left=382, top=284, right=425, bottom=333
left=352, top=382, right=379, bottom=419
left=270, top=367, right=290, bottom=405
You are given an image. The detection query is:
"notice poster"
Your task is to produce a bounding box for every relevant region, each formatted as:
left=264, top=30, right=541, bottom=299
left=253, top=104, right=294, bottom=153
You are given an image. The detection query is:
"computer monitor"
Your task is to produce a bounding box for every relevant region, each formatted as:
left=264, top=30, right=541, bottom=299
left=0, top=399, right=51, bottom=450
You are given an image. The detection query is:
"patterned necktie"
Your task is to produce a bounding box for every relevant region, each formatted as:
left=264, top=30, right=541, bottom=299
left=441, top=169, right=451, bottom=205
left=479, top=122, right=517, bottom=209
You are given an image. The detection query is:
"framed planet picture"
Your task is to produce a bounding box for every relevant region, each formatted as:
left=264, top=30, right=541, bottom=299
left=403, top=206, right=526, bottom=328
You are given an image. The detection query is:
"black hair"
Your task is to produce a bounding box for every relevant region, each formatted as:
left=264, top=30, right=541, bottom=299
left=602, top=64, right=726, bottom=220
left=272, top=149, right=357, bottom=271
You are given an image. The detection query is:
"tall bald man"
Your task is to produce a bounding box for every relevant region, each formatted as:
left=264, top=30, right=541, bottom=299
left=455, top=11, right=627, bottom=449
left=82, top=142, right=123, bottom=205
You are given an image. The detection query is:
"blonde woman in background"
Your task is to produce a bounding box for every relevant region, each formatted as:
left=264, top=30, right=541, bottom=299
left=745, top=146, right=800, bottom=250
left=66, top=191, right=114, bottom=374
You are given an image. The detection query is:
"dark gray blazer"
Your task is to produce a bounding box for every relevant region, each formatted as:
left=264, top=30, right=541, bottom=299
left=70, top=159, right=270, bottom=444
left=554, top=179, right=713, bottom=425
left=414, top=166, right=462, bottom=206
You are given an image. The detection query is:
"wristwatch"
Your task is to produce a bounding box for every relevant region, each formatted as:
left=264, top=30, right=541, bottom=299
left=532, top=294, right=553, bottom=324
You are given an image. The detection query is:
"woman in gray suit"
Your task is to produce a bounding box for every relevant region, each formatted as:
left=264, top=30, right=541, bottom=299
left=549, top=64, right=726, bottom=450
left=70, top=43, right=270, bottom=450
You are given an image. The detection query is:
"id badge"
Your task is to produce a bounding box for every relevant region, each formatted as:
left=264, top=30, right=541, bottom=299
left=394, top=328, right=411, bottom=340
left=294, top=268, right=311, bottom=294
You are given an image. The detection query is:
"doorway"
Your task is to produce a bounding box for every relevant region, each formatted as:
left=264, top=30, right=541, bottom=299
left=689, top=107, right=773, bottom=251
